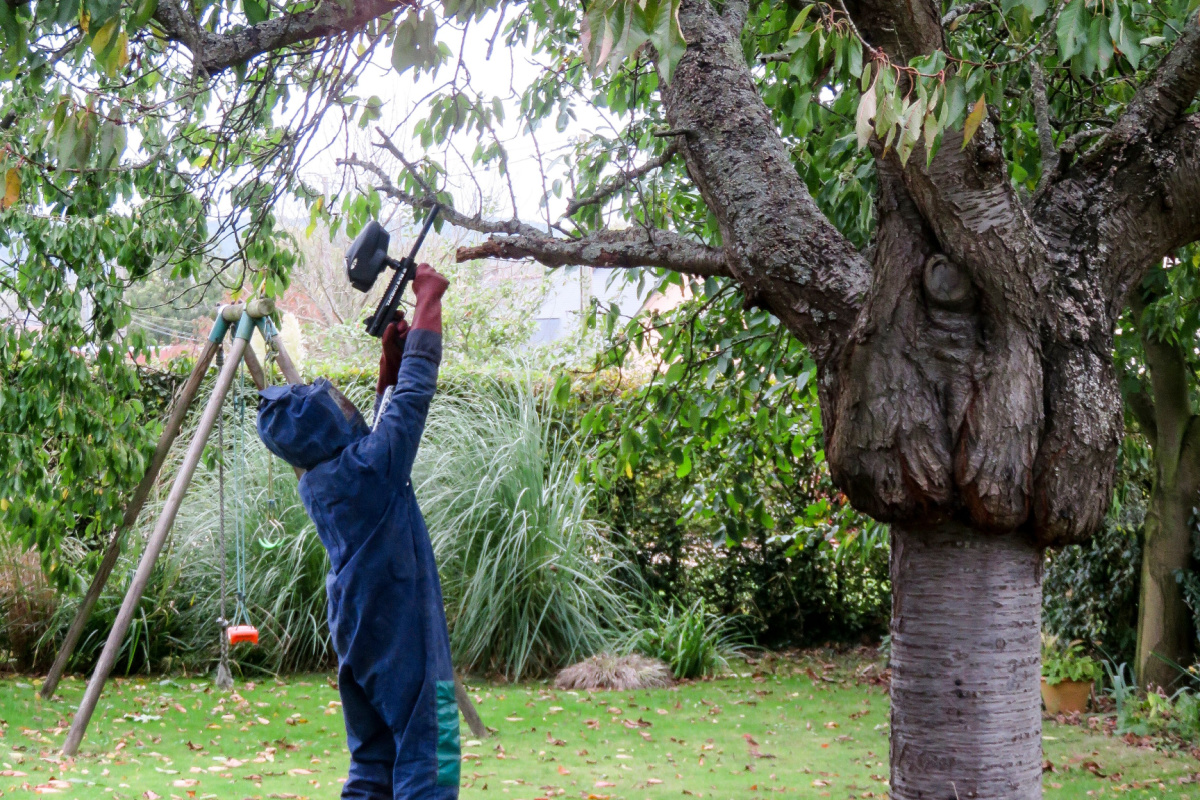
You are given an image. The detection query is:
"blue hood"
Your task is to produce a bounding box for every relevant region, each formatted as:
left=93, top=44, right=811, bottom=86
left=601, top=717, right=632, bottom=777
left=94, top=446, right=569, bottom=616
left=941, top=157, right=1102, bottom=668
left=256, top=378, right=369, bottom=470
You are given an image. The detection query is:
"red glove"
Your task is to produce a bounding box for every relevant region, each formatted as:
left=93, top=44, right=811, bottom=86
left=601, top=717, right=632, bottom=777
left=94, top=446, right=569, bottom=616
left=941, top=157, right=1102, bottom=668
left=377, top=314, right=410, bottom=392
left=411, top=263, right=449, bottom=334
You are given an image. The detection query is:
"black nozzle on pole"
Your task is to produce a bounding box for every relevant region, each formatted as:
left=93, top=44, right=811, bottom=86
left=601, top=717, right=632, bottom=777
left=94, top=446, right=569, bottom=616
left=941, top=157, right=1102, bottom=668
left=345, top=205, right=442, bottom=338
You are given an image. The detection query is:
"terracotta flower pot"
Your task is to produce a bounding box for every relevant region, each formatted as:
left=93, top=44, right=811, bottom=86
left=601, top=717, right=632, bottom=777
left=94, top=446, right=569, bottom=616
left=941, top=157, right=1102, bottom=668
left=1041, top=678, right=1092, bottom=714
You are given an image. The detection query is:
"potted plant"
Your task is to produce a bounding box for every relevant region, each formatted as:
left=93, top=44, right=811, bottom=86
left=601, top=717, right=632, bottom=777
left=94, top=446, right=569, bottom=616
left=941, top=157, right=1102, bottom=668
left=1041, top=634, right=1102, bottom=714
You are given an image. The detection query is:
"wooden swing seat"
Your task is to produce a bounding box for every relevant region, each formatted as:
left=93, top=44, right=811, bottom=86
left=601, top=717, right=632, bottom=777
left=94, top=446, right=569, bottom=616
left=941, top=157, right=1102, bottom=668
left=227, top=625, right=259, bottom=645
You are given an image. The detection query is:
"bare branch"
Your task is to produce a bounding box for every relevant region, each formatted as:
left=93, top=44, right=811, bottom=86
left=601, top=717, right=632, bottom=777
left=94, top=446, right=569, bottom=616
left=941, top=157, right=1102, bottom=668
left=1105, top=14, right=1200, bottom=150
left=339, top=152, right=728, bottom=276
left=154, top=0, right=415, bottom=76
left=564, top=143, right=679, bottom=216
left=338, top=154, right=543, bottom=238
left=1031, top=63, right=1058, bottom=193
left=456, top=228, right=730, bottom=276
left=941, top=1, right=992, bottom=28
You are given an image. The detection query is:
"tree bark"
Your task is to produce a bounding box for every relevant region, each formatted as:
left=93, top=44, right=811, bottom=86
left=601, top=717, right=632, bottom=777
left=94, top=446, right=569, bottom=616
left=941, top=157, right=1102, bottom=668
left=890, top=524, right=1043, bottom=800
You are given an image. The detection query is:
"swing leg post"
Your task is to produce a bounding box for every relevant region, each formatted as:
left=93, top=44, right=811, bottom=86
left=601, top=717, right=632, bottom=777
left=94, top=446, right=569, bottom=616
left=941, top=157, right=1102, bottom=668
left=241, top=345, right=269, bottom=392
left=242, top=346, right=304, bottom=480
left=41, top=338, right=222, bottom=701
left=455, top=675, right=488, bottom=739
left=62, top=319, right=255, bottom=757
left=257, top=317, right=302, bottom=385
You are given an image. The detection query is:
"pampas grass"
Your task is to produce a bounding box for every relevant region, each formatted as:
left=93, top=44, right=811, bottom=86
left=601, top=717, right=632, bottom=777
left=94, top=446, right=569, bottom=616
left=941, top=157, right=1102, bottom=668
left=554, top=653, right=673, bottom=691
left=414, top=372, right=639, bottom=682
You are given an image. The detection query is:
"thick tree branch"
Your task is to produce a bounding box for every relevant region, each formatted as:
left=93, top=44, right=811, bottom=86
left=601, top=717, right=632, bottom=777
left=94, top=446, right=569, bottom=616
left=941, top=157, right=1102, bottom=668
left=564, top=144, right=679, bottom=216
left=843, top=0, right=943, bottom=64
left=1074, top=114, right=1200, bottom=307
left=339, top=154, right=728, bottom=276
left=846, top=0, right=1047, bottom=323
left=456, top=228, right=731, bottom=276
left=1031, top=63, right=1058, bottom=193
left=1106, top=14, right=1200, bottom=150
left=154, top=0, right=414, bottom=76
left=661, top=0, right=869, bottom=365
left=721, top=0, right=749, bottom=36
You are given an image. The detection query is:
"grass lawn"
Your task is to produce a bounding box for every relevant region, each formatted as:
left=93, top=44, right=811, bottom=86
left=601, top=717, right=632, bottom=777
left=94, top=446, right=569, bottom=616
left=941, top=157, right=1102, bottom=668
left=0, top=652, right=1192, bottom=799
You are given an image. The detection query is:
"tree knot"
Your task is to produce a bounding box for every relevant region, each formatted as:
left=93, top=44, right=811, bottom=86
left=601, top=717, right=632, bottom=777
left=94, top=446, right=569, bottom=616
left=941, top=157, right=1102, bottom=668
left=922, top=254, right=977, bottom=312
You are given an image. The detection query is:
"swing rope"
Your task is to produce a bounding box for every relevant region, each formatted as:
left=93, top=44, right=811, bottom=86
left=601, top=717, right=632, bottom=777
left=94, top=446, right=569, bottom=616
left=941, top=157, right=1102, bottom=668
left=216, top=347, right=233, bottom=690
left=216, top=349, right=259, bottom=692
left=231, top=364, right=250, bottom=629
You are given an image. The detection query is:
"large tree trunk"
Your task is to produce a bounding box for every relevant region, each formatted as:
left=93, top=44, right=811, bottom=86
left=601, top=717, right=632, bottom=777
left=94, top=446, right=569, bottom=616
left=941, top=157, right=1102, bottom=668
left=1137, top=459, right=1197, bottom=689
left=890, top=524, right=1043, bottom=800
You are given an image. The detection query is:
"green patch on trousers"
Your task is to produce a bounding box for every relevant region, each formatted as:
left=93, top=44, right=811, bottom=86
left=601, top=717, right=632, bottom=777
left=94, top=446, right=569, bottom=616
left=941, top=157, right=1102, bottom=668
left=435, top=680, right=461, bottom=787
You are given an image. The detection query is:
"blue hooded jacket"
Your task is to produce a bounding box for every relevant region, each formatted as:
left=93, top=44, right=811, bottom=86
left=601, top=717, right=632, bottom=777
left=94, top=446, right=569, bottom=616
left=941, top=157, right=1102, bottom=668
left=258, top=330, right=459, bottom=800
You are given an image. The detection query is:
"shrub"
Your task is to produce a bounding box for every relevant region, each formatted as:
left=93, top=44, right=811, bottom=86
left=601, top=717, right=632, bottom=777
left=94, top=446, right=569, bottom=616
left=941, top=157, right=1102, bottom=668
left=1042, top=471, right=1145, bottom=665
left=598, top=461, right=891, bottom=649
left=414, top=375, right=639, bottom=682
left=621, top=599, right=743, bottom=680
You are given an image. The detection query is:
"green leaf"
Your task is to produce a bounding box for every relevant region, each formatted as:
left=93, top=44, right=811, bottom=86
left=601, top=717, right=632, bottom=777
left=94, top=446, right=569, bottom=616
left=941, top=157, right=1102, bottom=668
left=847, top=39, right=863, bottom=78
left=676, top=451, right=692, bottom=478
left=243, top=0, right=268, bottom=24
left=1110, top=11, right=1145, bottom=69
left=130, top=0, right=157, bottom=28
left=896, top=96, right=925, bottom=165
left=97, top=117, right=126, bottom=171
left=788, top=3, right=813, bottom=35
left=642, top=0, right=686, bottom=83
left=1056, top=0, right=1088, bottom=62
left=0, top=0, right=18, bottom=43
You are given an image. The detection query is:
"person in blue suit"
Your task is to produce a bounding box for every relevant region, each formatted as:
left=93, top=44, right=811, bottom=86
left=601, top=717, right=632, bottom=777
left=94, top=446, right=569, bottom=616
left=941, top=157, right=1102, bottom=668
left=256, top=264, right=458, bottom=800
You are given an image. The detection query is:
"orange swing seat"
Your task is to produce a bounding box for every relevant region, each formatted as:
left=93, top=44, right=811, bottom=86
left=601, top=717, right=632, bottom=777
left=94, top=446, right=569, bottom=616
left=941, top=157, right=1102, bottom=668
left=227, top=625, right=259, bottom=645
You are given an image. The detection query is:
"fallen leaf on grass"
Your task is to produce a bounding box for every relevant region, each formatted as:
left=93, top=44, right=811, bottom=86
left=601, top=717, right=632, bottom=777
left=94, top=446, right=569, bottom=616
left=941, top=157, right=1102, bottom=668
left=595, top=780, right=616, bottom=787
left=557, top=766, right=570, bottom=775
